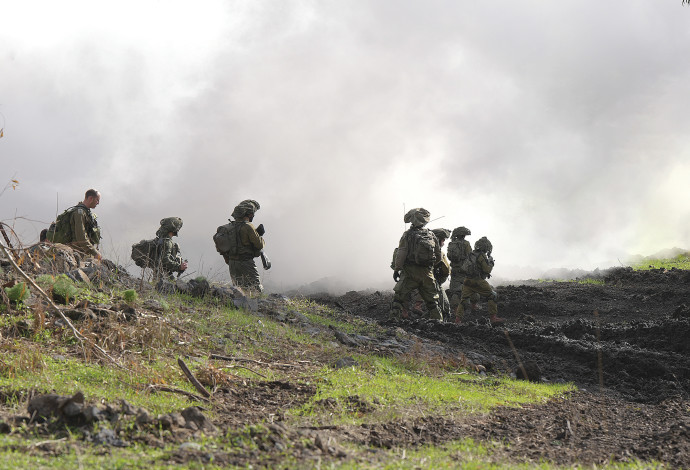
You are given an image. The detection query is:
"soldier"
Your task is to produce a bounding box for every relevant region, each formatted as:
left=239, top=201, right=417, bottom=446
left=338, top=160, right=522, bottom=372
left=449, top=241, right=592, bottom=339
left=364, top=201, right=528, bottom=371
left=153, top=217, right=188, bottom=280
left=431, top=228, right=452, bottom=320
left=455, top=236, right=505, bottom=325
left=390, top=208, right=443, bottom=321
left=447, top=226, right=473, bottom=314
left=47, top=189, right=102, bottom=260
left=217, top=200, right=265, bottom=293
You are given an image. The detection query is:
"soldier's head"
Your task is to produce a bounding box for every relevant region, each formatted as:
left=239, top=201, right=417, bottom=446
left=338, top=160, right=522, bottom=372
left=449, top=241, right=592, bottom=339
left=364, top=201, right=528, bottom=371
left=231, top=199, right=260, bottom=221
left=404, top=208, right=430, bottom=228
left=474, top=236, right=493, bottom=253
left=159, top=217, right=183, bottom=236
left=452, top=226, right=471, bottom=240
left=83, top=189, right=101, bottom=209
left=432, top=228, right=451, bottom=247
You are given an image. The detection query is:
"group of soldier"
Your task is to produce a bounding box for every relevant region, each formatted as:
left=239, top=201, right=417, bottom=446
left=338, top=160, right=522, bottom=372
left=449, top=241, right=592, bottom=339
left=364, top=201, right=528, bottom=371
left=44, top=190, right=267, bottom=293
left=43, top=192, right=502, bottom=323
left=390, top=207, right=505, bottom=325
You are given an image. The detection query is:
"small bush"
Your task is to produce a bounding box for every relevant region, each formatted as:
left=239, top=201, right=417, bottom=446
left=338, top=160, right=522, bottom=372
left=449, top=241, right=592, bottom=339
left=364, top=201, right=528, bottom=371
left=123, top=289, right=138, bottom=303
left=4, top=282, right=29, bottom=304
left=52, top=274, right=80, bottom=304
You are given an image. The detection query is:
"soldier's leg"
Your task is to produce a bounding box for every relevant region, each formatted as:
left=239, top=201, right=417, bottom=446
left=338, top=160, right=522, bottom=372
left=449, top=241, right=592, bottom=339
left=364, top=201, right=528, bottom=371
left=417, top=274, right=442, bottom=321
left=439, top=286, right=450, bottom=320
left=230, top=259, right=263, bottom=293
left=390, top=275, right=414, bottom=320
left=473, top=279, right=502, bottom=321
left=455, top=283, right=475, bottom=323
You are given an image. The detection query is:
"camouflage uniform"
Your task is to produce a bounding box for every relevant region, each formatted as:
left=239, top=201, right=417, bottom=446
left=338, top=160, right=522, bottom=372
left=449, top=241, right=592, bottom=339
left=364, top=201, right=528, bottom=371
left=68, top=203, right=101, bottom=257
left=456, top=237, right=503, bottom=324
left=226, top=200, right=265, bottom=293
left=390, top=209, right=443, bottom=321
left=153, top=217, right=185, bottom=280
left=447, top=227, right=473, bottom=313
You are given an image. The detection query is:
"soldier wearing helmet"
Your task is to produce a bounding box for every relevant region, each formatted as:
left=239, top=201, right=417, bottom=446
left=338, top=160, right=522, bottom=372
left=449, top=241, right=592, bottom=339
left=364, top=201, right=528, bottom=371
left=389, top=208, right=443, bottom=321
left=446, top=226, right=473, bottom=314
left=154, top=217, right=188, bottom=280
left=455, top=236, right=505, bottom=325
left=226, top=200, right=265, bottom=292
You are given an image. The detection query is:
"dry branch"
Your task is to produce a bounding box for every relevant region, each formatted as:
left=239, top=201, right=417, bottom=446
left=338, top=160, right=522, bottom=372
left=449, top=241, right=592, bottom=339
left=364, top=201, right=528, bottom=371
left=209, top=353, right=298, bottom=368
left=177, top=358, right=211, bottom=398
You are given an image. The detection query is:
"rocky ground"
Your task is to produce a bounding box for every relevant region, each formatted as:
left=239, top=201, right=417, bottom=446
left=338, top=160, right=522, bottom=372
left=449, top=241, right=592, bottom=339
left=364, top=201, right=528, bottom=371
left=1, top=243, right=689, bottom=468
left=309, top=267, right=690, bottom=467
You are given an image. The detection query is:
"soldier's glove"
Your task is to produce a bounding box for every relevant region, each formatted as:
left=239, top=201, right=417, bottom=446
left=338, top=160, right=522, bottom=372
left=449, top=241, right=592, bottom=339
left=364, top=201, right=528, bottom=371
left=393, top=270, right=401, bottom=282
left=256, top=224, right=265, bottom=236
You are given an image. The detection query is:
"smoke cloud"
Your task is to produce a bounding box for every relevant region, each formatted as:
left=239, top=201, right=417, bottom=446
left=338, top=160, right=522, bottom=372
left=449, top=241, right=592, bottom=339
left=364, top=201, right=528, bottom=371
left=2, top=1, right=690, bottom=292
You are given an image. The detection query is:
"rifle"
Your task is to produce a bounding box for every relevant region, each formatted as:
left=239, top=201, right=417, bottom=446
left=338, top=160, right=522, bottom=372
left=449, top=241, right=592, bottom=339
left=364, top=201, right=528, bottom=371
left=260, top=251, right=271, bottom=270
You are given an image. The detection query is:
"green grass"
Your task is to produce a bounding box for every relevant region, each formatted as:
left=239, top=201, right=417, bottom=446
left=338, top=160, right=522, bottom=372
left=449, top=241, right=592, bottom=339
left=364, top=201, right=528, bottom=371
left=296, top=356, right=574, bottom=424
left=0, top=354, right=200, bottom=414
left=631, top=252, right=690, bottom=271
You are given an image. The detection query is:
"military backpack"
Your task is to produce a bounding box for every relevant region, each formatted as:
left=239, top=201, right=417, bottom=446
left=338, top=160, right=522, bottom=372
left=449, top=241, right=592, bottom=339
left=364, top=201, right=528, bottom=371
left=131, top=238, right=162, bottom=268
left=46, top=206, right=79, bottom=244
left=213, top=222, right=240, bottom=257
left=460, top=251, right=481, bottom=278
left=405, top=228, right=437, bottom=267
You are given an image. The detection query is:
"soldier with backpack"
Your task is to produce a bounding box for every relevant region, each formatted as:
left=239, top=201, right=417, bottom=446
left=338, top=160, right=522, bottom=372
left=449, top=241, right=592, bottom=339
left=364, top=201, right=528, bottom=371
left=47, top=189, right=102, bottom=260
left=446, top=226, right=473, bottom=314
left=130, top=217, right=187, bottom=280
left=154, top=217, right=187, bottom=280
left=213, top=199, right=266, bottom=293
left=390, top=208, right=443, bottom=321
left=455, top=236, right=505, bottom=326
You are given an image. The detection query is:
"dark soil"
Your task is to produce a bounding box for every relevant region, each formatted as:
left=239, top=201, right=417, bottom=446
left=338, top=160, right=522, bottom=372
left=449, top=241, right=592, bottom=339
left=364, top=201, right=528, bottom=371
left=306, top=266, right=690, bottom=467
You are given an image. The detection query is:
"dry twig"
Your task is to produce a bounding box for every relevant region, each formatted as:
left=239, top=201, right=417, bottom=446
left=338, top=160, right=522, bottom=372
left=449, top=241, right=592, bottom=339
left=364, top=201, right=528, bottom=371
left=177, top=358, right=211, bottom=398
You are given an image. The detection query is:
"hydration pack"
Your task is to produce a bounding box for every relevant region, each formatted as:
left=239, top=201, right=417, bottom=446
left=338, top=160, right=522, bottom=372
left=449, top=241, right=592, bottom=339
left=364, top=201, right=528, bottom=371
left=406, top=228, right=437, bottom=267
left=213, top=222, right=239, bottom=257
left=131, top=238, right=161, bottom=268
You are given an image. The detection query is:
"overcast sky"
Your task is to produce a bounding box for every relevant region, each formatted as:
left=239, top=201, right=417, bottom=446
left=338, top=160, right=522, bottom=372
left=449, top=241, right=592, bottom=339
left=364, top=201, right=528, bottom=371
left=2, top=1, right=690, bottom=292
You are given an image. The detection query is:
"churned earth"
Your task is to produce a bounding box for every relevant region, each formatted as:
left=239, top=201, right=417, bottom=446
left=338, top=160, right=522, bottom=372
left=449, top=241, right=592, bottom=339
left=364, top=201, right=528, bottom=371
left=308, top=267, right=690, bottom=467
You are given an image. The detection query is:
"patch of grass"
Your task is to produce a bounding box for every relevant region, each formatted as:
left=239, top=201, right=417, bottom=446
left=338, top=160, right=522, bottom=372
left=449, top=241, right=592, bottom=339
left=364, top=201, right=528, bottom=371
left=575, top=278, right=605, bottom=285
left=632, top=253, right=690, bottom=271
left=295, top=356, right=574, bottom=424
left=0, top=354, right=201, bottom=414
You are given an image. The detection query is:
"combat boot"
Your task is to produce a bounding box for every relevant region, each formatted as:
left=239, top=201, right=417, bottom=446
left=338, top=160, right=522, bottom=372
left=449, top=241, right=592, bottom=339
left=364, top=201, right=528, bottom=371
left=489, top=314, right=505, bottom=325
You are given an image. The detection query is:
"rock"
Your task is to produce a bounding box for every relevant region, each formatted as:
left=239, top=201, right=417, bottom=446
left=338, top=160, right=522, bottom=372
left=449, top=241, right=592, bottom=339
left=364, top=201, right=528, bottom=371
left=181, top=407, right=217, bottom=433
left=0, top=422, right=10, bottom=434
left=136, top=408, right=152, bottom=425
left=120, top=400, right=138, bottom=416
left=27, top=391, right=84, bottom=422
left=333, top=357, right=359, bottom=369
left=515, top=361, right=542, bottom=382
left=67, top=268, right=91, bottom=284
left=233, top=296, right=259, bottom=312
left=330, top=326, right=360, bottom=347
left=87, top=428, right=129, bottom=447
left=179, top=442, right=202, bottom=452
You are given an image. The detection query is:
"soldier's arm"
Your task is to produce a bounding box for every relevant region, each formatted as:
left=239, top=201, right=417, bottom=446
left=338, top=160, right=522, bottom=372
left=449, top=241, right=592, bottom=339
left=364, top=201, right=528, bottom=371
left=71, top=210, right=100, bottom=257
left=159, top=240, right=183, bottom=272
left=478, top=254, right=493, bottom=276
left=242, top=224, right=265, bottom=251
left=393, top=234, right=408, bottom=270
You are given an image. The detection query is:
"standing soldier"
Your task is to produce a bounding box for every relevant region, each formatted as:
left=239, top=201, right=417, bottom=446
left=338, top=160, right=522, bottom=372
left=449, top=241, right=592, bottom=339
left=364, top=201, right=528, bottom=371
left=431, top=228, right=452, bottom=320
left=446, top=226, right=472, bottom=314
left=455, top=236, right=505, bottom=325
left=390, top=208, right=443, bottom=322
left=214, top=200, right=266, bottom=293
left=47, top=189, right=102, bottom=260
left=153, top=217, right=188, bottom=280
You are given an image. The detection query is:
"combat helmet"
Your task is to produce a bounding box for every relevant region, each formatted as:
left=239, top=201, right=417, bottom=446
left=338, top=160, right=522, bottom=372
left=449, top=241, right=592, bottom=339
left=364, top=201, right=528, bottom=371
left=404, top=208, right=430, bottom=228
left=231, top=199, right=260, bottom=220
left=474, top=236, right=493, bottom=253
left=451, top=226, right=471, bottom=239
left=431, top=228, right=451, bottom=241
left=158, top=217, right=183, bottom=236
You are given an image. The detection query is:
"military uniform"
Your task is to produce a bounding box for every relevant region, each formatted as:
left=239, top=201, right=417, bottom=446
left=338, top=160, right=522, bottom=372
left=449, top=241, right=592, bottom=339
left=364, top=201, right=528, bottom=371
left=227, top=221, right=265, bottom=292
left=68, top=203, right=101, bottom=257
left=390, top=209, right=443, bottom=321
left=447, top=232, right=472, bottom=313
left=223, top=200, right=265, bottom=293
left=153, top=217, right=185, bottom=280
left=456, top=236, right=504, bottom=325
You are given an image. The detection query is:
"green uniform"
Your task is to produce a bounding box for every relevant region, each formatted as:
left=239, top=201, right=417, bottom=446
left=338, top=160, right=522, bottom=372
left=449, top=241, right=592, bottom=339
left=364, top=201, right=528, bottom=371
left=456, top=250, right=498, bottom=320
left=68, top=203, right=101, bottom=257
left=390, top=227, right=443, bottom=320
left=227, top=222, right=265, bottom=292
left=154, top=236, right=184, bottom=280
left=447, top=237, right=472, bottom=312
